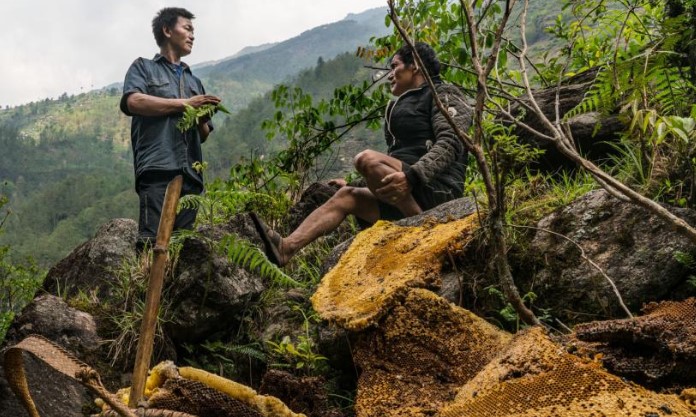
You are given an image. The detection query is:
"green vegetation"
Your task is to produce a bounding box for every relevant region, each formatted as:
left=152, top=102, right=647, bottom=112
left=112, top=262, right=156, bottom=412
left=0, top=192, right=44, bottom=342
left=176, top=103, right=230, bottom=132
left=267, top=333, right=328, bottom=376
left=94, top=251, right=177, bottom=369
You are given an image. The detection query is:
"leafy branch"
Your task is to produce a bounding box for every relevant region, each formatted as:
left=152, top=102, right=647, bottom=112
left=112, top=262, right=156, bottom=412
left=176, top=103, right=230, bottom=132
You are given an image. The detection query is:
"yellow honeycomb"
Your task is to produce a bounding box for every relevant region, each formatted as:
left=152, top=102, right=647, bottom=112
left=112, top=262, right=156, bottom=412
left=311, top=216, right=479, bottom=331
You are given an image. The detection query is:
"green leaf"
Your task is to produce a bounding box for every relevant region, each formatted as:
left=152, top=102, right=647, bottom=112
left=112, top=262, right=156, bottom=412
left=176, top=103, right=228, bottom=132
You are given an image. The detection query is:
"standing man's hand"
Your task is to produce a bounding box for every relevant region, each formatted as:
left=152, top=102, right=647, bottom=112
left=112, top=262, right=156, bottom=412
left=125, top=93, right=221, bottom=117
left=376, top=171, right=411, bottom=203
left=187, top=95, right=222, bottom=140
left=186, top=94, right=221, bottom=108
left=194, top=98, right=221, bottom=122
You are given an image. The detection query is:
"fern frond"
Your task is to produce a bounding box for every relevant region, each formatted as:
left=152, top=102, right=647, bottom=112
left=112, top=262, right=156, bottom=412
left=200, top=340, right=267, bottom=362
left=178, top=194, right=205, bottom=211
left=563, top=67, right=617, bottom=120
left=224, top=344, right=267, bottom=361
left=176, top=103, right=230, bottom=132
left=220, top=234, right=303, bottom=288
left=649, top=65, right=695, bottom=115
left=674, top=250, right=695, bottom=268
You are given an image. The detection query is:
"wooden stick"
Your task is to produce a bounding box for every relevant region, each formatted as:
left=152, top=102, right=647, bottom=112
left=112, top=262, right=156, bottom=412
left=128, top=175, right=183, bottom=408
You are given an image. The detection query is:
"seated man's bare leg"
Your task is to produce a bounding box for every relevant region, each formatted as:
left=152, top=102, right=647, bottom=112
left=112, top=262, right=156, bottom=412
left=279, top=186, right=380, bottom=264
left=354, top=149, right=422, bottom=217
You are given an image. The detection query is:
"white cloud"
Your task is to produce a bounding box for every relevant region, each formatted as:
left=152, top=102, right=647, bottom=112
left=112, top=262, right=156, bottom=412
left=0, top=0, right=386, bottom=107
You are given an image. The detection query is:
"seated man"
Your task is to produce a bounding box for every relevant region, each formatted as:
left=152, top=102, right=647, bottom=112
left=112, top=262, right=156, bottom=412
left=252, top=42, right=471, bottom=266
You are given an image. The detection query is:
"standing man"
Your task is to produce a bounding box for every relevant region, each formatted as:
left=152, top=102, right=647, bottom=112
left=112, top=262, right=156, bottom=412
left=120, top=7, right=221, bottom=251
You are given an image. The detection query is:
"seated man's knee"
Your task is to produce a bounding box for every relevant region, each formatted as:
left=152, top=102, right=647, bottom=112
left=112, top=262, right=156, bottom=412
left=354, top=150, right=380, bottom=174
left=328, top=186, right=361, bottom=211
left=333, top=185, right=357, bottom=201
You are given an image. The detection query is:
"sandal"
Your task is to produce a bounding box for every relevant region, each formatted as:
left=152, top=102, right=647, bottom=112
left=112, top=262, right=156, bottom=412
left=249, top=212, right=285, bottom=266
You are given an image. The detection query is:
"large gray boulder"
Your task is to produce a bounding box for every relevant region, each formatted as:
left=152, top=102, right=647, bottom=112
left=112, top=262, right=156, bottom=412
left=4, top=294, right=99, bottom=352
left=43, top=218, right=138, bottom=300
left=0, top=294, right=101, bottom=417
left=528, top=189, right=696, bottom=320
left=21, top=212, right=268, bottom=356
left=166, top=215, right=266, bottom=343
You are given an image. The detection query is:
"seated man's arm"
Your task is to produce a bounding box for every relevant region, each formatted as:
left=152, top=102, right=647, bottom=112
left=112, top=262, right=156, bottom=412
left=404, top=84, right=470, bottom=188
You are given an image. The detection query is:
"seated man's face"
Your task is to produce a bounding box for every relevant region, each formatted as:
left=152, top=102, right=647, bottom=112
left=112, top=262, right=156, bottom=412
left=388, top=55, right=420, bottom=96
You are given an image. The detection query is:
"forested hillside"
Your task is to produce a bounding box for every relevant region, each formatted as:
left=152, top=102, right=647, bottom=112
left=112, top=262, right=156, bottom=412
left=205, top=52, right=385, bottom=178
left=0, top=88, right=135, bottom=265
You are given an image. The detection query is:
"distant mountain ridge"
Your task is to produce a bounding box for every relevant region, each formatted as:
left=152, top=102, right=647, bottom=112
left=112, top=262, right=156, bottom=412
left=196, top=7, right=388, bottom=82
left=191, top=43, right=278, bottom=70
left=196, top=7, right=389, bottom=110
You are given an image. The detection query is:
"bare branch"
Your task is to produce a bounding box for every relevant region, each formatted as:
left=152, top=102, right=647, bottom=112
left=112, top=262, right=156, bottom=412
left=483, top=0, right=517, bottom=78
left=517, top=0, right=563, bottom=139
left=460, top=0, right=484, bottom=76
left=387, top=0, right=539, bottom=326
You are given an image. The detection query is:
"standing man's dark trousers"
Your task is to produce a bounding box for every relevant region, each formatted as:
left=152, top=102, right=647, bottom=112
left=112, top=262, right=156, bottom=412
left=136, top=170, right=203, bottom=252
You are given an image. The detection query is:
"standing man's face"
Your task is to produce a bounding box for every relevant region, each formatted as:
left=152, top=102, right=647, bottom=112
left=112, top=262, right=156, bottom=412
left=164, top=17, right=195, bottom=57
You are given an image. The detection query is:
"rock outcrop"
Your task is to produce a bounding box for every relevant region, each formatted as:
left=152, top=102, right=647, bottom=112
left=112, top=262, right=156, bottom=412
left=1, top=213, right=270, bottom=417
left=166, top=216, right=266, bottom=344
left=0, top=295, right=101, bottom=417
left=528, top=189, right=696, bottom=320
left=42, top=218, right=138, bottom=300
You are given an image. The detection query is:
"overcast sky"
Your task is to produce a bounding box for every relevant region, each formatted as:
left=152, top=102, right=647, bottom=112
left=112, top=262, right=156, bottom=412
left=1, top=0, right=387, bottom=108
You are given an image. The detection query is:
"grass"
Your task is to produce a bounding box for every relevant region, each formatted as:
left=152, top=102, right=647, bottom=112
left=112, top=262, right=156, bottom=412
left=102, top=252, right=175, bottom=369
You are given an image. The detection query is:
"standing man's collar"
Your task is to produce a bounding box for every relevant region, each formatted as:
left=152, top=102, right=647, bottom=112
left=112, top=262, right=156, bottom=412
left=153, top=53, right=191, bottom=72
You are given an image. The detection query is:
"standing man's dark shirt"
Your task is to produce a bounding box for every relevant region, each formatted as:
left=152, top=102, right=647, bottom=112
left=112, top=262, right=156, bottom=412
left=120, top=54, right=212, bottom=191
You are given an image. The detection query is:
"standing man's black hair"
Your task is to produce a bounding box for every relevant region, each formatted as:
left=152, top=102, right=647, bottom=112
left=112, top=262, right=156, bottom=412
left=393, top=42, right=441, bottom=79
left=152, top=7, right=195, bottom=46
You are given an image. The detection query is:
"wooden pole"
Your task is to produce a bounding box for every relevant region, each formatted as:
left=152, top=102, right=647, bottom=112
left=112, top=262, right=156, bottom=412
left=128, top=175, right=183, bottom=408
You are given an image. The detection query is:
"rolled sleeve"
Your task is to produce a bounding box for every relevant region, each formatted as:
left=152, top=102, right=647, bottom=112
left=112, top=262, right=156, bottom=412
left=120, top=58, right=148, bottom=116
